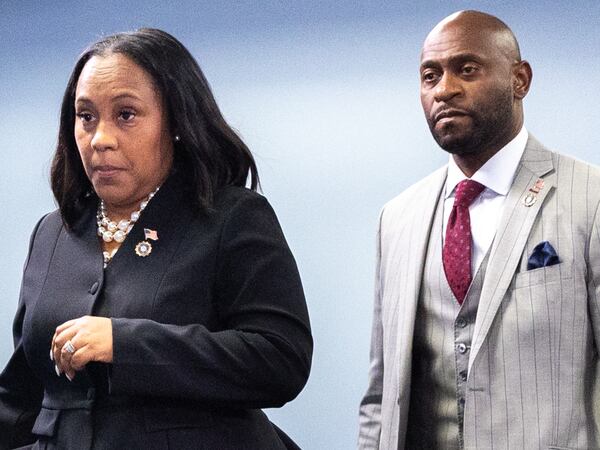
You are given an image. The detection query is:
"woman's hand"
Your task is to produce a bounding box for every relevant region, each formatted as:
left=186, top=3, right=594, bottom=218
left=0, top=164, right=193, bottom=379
left=51, top=316, right=113, bottom=381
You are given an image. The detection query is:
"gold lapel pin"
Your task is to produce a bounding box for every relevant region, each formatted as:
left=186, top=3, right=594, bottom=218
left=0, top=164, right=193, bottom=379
left=135, top=241, right=152, bottom=257
left=135, top=229, right=159, bottom=258
left=523, top=178, right=544, bottom=207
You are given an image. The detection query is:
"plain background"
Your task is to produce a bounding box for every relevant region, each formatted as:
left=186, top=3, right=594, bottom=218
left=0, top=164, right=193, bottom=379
left=1, top=1, right=599, bottom=448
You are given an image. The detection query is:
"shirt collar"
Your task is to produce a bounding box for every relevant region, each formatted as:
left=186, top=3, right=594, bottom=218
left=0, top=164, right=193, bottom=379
left=445, top=126, right=528, bottom=199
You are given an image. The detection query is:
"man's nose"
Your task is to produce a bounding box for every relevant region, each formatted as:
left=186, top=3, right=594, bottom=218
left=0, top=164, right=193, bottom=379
left=90, top=121, right=118, bottom=152
left=434, top=72, right=462, bottom=103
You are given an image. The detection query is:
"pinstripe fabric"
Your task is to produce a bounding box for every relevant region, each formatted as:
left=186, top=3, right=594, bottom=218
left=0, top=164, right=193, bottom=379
left=358, top=136, right=600, bottom=450
left=406, top=195, right=489, bottom=450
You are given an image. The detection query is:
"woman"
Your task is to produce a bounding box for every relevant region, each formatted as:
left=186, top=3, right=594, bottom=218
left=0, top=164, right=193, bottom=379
left=0, top=29, right=312, bottom=449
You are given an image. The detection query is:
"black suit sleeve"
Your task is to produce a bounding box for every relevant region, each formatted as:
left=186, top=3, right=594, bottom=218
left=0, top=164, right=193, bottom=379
left=0, top=217, right=46, bottom=450
left=108, top=193, right=312, bottom=408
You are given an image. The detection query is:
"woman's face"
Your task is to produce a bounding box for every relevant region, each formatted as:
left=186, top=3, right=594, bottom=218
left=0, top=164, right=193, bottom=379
left=74, top=53, right=173, bottom=215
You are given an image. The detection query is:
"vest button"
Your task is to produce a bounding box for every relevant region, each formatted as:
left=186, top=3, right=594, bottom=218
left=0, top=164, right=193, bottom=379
left=456, top=318, right=467, bottom=328
left=459, top=370, right=468, bottom=381
left=457, top=343, right=468, bottom=354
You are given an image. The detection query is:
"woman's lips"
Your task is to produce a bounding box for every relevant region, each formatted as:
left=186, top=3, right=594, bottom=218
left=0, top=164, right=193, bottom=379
left=93, top=165, right=124, bottom=178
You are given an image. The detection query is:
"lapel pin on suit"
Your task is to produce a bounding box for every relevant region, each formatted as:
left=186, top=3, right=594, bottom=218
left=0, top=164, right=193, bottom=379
left=135, top=228, right=159, bottom=258
left=523, top=178, right=545, bottom=207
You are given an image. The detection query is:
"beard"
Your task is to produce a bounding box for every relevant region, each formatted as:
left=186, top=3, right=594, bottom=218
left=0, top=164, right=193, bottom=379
left=427, top=84, right=515, bottom=155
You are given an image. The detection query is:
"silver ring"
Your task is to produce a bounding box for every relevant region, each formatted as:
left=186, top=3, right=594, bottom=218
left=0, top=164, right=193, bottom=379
left=64, top=340, right=76, bottom=354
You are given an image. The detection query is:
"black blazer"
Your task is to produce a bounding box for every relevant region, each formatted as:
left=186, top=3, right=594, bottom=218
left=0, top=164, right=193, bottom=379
left=0, top=177, right=312, bottom=449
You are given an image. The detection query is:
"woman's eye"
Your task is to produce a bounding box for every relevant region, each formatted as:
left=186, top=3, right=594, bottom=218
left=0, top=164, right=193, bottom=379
left=76, top=112, right=94, bottom=122
left=119, top=110, right=136, bottom=121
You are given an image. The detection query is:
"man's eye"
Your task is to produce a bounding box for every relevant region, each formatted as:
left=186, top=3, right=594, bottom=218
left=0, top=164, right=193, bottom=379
left=119, top=110, right=136, bottom=121
left=462, top=65, right=478, bottom=75
left=422, top=72, right=438, bottom=83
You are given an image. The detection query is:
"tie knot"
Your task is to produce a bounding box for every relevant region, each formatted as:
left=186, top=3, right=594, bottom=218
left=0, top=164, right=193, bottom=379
left=454, top=179, right=485, bottom=207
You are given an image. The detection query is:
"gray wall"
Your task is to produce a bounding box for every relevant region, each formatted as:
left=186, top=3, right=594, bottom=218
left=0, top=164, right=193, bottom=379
left=1, top=1, right=599, bottom=448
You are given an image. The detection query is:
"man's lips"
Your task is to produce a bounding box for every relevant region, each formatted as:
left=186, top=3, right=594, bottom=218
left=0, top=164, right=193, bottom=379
left=434, top=109, right=470, bottom=124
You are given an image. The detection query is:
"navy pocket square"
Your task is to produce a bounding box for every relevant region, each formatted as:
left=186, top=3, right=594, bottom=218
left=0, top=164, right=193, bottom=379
left=527, top=241, right=560, bottom=270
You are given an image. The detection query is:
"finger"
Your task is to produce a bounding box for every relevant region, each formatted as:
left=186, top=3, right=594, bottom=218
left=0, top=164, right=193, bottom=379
left=53, top=340, right=64, bottom=374
left=58, top=338, right=78, bottom=376
left=55, top=318, right=78, bottom=335
left=65, top=363, right=78, bottom=382
left=51, top=330, right=58, bottom=361
left=52, top=336, right=60, bottom=367
left=53, top=327, right=77, bottom=365
left=53, top=325, right=79, bottom=367
left=53, top=339, right=68, bottom=372
left=69, top=344, right=92, bottom=371
left=58, top=341, right=74, bottom=375
left=64, top=343, right=95, bottom=381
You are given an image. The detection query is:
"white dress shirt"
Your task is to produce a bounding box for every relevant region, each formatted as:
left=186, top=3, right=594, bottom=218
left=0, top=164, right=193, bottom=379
left=443, top=127, right=529, bottom=275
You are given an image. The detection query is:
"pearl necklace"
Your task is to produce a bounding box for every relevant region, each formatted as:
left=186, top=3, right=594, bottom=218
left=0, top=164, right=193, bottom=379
left=96, top=187, right=160, bottom=264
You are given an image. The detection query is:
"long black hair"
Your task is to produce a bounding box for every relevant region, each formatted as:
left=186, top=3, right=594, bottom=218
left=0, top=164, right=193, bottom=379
left=51, top=28, right=259, bottom=228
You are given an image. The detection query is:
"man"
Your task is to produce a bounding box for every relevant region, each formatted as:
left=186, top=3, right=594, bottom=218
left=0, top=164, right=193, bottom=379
left=358, top=10, right=600, bottom=450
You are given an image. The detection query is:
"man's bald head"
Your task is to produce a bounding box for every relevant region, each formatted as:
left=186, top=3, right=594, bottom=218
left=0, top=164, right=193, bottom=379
left=423, top=10, right=521, bottom=63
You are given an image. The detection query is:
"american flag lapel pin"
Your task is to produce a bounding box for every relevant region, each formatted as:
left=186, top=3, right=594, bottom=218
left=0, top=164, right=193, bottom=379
left=523, top=178, right=545, bottom=207
left=144, top=228, right=159, bottom=241
left=135, top=228, right=159, bottom=258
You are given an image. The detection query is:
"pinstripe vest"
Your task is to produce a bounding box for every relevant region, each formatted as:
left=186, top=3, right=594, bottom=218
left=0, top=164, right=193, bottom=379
left=406, top=192, right=490, bottom=450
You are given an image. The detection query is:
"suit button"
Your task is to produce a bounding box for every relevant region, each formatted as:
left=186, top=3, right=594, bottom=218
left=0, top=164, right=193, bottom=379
left=456, top=318, right=467, bottom=328
left=89, top=281, right=99, bottom=295
left=87, top=388, right=95, bottom=400
left=457, top=343, right=468, bottom=354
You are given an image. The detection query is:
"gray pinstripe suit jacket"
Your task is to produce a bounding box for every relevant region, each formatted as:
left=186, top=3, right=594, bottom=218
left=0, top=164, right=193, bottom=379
left=358, top=137, right=600, bottom=450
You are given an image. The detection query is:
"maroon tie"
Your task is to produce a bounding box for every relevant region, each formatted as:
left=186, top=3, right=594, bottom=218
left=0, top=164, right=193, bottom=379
left=443, top=179, right=485, bottom=304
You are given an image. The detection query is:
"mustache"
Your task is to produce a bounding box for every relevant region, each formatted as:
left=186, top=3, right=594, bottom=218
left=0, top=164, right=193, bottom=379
left=432, top=107, right=471, bottom=123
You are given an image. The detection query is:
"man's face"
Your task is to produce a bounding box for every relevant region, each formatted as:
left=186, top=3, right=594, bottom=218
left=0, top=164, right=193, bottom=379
left=420, top=21, right=517, bottom=155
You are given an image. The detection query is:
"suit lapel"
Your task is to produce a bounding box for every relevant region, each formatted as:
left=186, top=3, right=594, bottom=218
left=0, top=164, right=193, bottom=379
left=468, top=136, right=556, bottom=372
left=394, top=167, right=446, bottom=409
left=404, top=168, right=447, bottom=313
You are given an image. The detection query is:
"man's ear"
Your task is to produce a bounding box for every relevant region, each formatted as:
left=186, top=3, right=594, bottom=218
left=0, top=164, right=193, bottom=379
left=513, top=60, right=532, bottom=100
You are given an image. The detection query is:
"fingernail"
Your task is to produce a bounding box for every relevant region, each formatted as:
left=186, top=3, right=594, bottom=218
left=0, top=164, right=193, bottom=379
left=50, top=348, right=54, bottom=361
left=66, top=372, right=73, bottom=382
left=55, top=364, right=61, bottom=376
